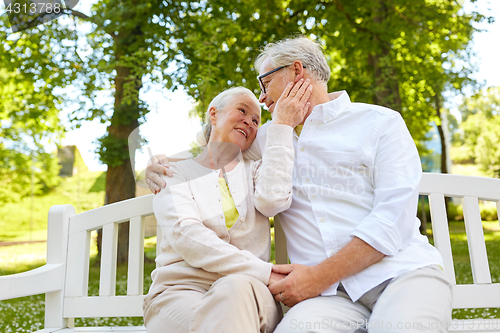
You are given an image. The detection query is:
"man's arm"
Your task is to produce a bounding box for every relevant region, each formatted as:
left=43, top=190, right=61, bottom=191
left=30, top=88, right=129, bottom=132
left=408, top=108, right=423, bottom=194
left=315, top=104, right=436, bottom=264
left=269, top=237, right=384, bottom=306
left=269, top=112, right=422, bottom=306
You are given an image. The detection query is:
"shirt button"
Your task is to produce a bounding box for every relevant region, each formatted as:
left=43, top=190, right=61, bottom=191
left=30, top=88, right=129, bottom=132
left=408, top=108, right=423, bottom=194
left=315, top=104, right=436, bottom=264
left=300, top=147, right=304, bottom=152
left=312, top=195, right=317, bottom=199
left=320, top=218, right=325, bottom=223
left=305, top=179, right=310, bottom=183
left=329, top=250, right=335, bottom=256
left=220, top=216, right=223, bottom=219
left=237, top=204, right=241, bottom=207
left=241, top=218, right=245, bottom=222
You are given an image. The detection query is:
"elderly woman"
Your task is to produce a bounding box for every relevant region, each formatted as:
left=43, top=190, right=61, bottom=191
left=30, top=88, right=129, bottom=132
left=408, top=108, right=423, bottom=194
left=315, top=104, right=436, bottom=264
left=143, top=85, right=311, bottom=333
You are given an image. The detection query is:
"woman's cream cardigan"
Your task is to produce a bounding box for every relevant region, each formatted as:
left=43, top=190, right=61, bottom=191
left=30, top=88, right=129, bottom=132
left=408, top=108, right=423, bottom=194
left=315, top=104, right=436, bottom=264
left=145, top=125, right=295, bottom=302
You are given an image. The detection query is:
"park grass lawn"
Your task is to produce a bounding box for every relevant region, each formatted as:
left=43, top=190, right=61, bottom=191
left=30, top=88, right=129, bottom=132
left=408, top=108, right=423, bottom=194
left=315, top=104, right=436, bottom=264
left=0, top=171, right=106, bottom=243
left=0, top=217, right=498, bottom=331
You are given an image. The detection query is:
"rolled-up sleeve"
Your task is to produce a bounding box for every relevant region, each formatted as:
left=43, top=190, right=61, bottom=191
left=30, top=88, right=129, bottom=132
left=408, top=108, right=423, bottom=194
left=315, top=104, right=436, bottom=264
left=350, top=113, right=422, bottom=256
left=253, top=124, right=295, bottom=217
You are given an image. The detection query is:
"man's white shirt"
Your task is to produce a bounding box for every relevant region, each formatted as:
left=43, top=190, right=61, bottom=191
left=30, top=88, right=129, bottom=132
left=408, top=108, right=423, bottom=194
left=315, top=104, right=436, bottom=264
left=244, top=91, right=443, bottom=302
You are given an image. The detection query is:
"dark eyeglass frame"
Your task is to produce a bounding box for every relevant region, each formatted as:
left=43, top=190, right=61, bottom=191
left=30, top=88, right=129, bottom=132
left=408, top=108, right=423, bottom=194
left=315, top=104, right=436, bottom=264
left=257, top=64, right=306, bottom=94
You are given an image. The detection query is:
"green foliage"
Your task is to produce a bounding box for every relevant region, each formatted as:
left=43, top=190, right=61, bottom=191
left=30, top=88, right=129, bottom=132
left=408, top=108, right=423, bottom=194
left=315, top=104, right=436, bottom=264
left=0, top=10, right=87, bottom=205
left=475, top=116, right=500, bottom=178
left=0, top=145, right=61, bottom=204
left=96, top=135, right=132, bottom=168
left=447, top=201, right=464, bottom=221
left=2, top=0, right=489, bottom=204
left=316, top=0, right=481, bottom=149
left=459, top=86, right=500, bottom=122
left=456, top=87, right=500, bottom=178
left=165, top=0, right=485, bottom=155
left=167, top=0, right=305, bottom=124
left=479, top=203, right=498, bottom=222
left=69, top=0, right=180, bottom=170
left=450, top=145, right=475, bottom=165
left=427, top=201, right=498, bottom=223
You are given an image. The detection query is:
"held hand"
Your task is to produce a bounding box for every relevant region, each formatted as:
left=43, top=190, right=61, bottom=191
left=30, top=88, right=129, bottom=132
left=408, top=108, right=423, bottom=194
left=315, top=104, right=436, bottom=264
left=268, top=271, right=287, bottom=286
left=146, top=154, right=172, bottom=194
left=268, top=264, right=326, bottom=307
left=273, top=78, right=313, bottom=128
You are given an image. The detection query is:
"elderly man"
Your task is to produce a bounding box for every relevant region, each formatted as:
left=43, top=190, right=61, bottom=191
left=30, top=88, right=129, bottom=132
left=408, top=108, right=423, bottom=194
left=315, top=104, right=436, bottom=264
left=146, top=37, right=451, bottom=333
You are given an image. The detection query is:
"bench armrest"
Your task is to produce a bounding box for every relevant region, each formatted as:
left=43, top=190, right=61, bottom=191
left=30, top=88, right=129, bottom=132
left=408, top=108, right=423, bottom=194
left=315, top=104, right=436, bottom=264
left=0, top=263, right=64, bottom=300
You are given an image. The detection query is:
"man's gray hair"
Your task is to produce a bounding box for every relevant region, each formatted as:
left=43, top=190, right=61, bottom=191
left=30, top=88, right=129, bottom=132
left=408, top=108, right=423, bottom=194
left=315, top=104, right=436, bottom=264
left=198, top=87, right=260, bottom=145
left=254, top=36, right=330, bottom=84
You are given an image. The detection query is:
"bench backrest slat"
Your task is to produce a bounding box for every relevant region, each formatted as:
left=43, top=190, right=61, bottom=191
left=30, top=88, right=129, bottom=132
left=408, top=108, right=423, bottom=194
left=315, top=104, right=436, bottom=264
left=428, top=193, right=456, bottom=284
left=99, top=222, right=119, bottom=296
left=128, top=216, right=145, bottom=296
left=156, top=217, right=163, bottom=269
left=462, top=196, right=492, bottom=284
left=65, top=231, right=91, bottom=297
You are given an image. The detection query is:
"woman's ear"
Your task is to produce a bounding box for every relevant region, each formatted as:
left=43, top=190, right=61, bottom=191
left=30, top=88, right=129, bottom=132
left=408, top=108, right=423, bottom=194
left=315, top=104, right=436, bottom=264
left=293, top=60, right=305, bottom=83
left=209, top=106, right=218, bottom=125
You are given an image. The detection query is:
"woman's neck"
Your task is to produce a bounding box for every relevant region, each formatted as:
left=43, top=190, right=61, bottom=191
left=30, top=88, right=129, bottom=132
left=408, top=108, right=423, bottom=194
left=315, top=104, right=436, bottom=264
left=194, top=142, right=240, bottom=172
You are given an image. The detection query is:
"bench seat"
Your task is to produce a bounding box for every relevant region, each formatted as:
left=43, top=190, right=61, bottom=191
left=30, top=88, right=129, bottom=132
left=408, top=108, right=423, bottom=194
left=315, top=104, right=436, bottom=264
left=1, top=173, right=499, bottom=332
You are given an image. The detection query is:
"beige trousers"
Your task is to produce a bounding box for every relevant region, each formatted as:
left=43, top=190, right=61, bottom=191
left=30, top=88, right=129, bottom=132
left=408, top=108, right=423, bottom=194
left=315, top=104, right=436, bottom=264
left=274, top=265, right=452, bottom=333
left=144, top=274, right=282, bottom=333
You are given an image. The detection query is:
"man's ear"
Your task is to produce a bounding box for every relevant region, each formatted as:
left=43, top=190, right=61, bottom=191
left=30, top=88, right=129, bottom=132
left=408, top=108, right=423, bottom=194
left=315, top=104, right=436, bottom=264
left=209, top=106, right=218, bottom=125
left=293, top=60, right=305, bottom=83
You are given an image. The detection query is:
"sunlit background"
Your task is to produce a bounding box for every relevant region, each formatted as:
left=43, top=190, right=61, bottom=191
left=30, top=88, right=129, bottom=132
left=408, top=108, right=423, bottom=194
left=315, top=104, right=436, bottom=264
left=59, top=0, right=500, bottom=172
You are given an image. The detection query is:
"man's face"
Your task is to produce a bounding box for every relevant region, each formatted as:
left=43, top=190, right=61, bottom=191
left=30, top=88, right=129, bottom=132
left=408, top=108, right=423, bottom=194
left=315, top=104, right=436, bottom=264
left=258, top=58, right=294, bottom=114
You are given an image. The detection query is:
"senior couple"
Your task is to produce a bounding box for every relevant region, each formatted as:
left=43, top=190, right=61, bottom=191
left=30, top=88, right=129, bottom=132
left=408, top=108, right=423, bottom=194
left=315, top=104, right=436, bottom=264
left=143, top=37, right=452, bottom=333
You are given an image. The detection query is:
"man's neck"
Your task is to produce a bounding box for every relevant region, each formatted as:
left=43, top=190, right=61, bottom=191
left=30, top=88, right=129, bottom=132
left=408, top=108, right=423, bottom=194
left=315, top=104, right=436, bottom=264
left=299, top=87, right=333, bottom=125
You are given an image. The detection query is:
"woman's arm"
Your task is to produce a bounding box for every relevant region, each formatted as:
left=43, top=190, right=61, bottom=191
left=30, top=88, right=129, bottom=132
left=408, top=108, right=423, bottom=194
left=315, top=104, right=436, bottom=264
left=253, top=124, right=295, bottom=217
left=254, top=79, right=311, bottom=216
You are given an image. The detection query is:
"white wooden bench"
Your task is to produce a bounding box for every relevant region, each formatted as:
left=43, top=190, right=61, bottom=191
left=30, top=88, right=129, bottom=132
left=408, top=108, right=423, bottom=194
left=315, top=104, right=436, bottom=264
left=1, top=173, right=499, bottom=332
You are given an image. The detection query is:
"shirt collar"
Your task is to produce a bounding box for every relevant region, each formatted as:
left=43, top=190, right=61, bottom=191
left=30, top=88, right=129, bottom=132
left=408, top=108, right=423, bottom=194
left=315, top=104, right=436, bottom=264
left=313, top=90, right=351, bottom=123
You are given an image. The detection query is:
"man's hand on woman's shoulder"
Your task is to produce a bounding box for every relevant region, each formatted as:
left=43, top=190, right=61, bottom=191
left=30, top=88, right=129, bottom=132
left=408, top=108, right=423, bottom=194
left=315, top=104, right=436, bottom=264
left=146, top=154, right=172, bottom=194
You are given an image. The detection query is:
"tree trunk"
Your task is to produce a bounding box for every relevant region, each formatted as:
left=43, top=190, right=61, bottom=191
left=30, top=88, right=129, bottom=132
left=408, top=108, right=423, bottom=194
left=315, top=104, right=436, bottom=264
left=96, top=8, right=144, bottom=264
left=105, top=63, right=141, bottom=264
left=435, top=93, right=449, bottom=174
left=434, top=92, right=452, bottom=219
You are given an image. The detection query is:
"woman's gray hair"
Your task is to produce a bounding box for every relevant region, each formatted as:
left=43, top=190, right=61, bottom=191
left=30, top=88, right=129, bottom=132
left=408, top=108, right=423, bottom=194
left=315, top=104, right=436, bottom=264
left=197, top=87, right=260, bottom=145
left=254, top=36, right=330, bottom=84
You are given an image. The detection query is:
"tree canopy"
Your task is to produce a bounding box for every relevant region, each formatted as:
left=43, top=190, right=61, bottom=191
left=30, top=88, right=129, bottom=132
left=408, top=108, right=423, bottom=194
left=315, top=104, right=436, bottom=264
left=0, top=15, right=81, bottom=203
left=1, top=0, right=490, bottom=259
left=166, top=0, right=485, bottom=155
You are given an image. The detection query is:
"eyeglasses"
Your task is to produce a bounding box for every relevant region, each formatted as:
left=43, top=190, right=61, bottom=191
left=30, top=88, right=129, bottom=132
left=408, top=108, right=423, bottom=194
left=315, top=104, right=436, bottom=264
left=257, top=64, right=306, bottom=94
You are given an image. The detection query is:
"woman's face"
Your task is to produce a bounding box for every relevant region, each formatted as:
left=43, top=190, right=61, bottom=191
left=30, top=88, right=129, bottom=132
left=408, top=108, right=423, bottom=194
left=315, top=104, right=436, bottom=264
left=210, top=94, right=261, bottom=151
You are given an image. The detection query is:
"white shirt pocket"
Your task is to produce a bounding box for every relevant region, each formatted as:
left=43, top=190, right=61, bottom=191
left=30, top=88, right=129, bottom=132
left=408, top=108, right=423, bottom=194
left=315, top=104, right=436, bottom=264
left=311, top=150, right=374, bottom=198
